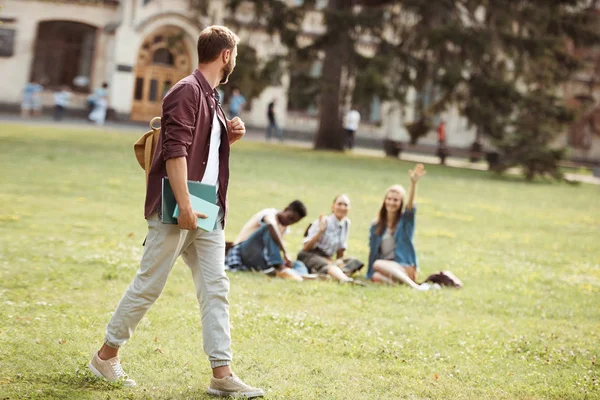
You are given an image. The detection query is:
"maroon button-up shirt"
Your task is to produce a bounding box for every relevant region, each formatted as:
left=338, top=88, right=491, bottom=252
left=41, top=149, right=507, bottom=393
left=144, top=69, right=230, bottom=225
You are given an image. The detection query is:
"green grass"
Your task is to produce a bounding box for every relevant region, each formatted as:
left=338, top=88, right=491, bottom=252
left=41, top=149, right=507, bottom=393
left=0, top=123, right=599, bottom=399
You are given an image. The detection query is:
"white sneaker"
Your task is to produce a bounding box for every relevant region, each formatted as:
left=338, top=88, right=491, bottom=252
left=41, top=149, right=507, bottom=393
left=416, top=282, right=431, bottom=291
left=208, top=373, right=264, bottom=398
left=431, top=283, right=442, bottom=290
left=88, top=352, right=136, bottom=387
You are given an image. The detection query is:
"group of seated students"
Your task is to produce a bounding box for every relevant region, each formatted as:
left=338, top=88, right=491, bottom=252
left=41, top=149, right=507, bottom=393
left=225, top=164, right=462, bottom=290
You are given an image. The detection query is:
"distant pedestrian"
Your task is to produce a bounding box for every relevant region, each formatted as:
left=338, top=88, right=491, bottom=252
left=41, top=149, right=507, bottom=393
left=436, top=120, right=447, bottom=165
left=266, top=99, right=283, bottom=141
left=89, top=95, right=108, bottom=125
left=53, top=86, right=71, bottom=121
left=228, top=87, right=246, bottom=119
left=87, top=82, right=109, bottom=112
left=343, top=107, right=361, bottom=149
left=21, top=80, right=44, bottom=118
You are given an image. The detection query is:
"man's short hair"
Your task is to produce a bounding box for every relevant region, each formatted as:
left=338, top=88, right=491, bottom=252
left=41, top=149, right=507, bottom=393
left=286, top=200, right=307, bottom=219
left=197, top=25, right=240, bottom=64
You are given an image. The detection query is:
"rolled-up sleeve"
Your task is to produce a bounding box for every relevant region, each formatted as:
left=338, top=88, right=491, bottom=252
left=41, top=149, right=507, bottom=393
left=303, top=218, right=320, bottom=245
left=162, top=83, right=199, bottom=160
left=401, top=207, right=416, bottom=239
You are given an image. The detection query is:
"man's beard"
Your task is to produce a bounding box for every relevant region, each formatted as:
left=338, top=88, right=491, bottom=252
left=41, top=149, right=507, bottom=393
left=220, top=58, right=234, bottom=85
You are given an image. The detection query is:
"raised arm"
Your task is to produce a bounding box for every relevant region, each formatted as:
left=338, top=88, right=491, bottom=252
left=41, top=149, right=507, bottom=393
left=406, top=163, right=426, bottom=211
left=302, top=214, right=327, bottom=252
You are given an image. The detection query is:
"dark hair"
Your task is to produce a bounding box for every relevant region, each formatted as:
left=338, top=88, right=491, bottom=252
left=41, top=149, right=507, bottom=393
left=287, top=200, right=307, bottom=219
left=376, top=187, right=404, bottom=236
left=197, top=25, right=239, bottom=64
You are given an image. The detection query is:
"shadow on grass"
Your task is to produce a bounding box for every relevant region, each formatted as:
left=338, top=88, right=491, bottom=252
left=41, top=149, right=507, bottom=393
left=4, top=364, right=226, bottom=400
left=4, top=365, right=121, bottom=399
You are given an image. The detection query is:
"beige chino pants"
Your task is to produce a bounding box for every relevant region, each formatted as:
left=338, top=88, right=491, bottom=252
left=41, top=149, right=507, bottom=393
left=104, top=212, right=232, bottom=368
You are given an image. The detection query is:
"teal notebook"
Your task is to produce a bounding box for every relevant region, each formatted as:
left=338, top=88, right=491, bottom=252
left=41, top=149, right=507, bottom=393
left=173, top=194, right=220, bottom=232
left=161, top=177, right=218, bottom=228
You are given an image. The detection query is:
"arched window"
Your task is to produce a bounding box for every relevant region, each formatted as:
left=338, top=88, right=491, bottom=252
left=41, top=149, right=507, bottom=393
left=152, top=48, right=174, bottom=66
left=30, top=21, right=97, bottom=92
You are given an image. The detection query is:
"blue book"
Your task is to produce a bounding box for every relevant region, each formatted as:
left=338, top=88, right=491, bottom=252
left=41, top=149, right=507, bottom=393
left=161, top=177, right=218, bottom=228
left=173, top=194, right=220, bottom=232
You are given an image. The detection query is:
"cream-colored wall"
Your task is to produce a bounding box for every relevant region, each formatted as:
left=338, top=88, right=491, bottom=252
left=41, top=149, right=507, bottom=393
left=0, top=0, right=117, bottom=104
left=108, top=0, right=202, bottom=114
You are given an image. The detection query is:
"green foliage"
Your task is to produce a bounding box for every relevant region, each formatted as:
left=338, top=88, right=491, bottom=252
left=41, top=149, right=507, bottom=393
left=287, top=61, right=320, bottom=111
left=225, top=44, right=284, bottom=105
left=223, top=0, right=599, bottom=175
left=1, top=124, right=599, bottom=399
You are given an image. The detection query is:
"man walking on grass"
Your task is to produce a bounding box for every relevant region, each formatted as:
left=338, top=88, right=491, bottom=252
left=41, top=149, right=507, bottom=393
left=88, top=26, right=264, bottom=398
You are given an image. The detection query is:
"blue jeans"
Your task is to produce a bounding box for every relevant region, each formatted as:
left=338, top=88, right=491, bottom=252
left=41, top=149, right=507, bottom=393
left=292, top=260, right=309, bottom=275
left=238, top=224, right=283, bottom=270
left=266, top=121, right=283, bottom=140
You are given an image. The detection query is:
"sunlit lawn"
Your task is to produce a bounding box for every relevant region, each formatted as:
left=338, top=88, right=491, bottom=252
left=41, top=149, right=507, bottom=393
left=0, top=123, right=598, bottom=399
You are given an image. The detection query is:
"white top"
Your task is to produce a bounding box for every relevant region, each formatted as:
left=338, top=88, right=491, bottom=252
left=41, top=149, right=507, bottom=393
left=380, top=229, right=395, bottom=260
left=54, top=91, right=71, bottom=107
left=304, top=214, right=350, bottom=257
left=343, top=110, right=361, bottom=131
left=201, top=112, right=221, bottom=193
left=234, top=208, right=288, bottom=244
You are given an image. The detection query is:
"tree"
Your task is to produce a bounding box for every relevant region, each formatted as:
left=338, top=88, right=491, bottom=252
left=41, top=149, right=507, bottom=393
left=225, top=44, right=284, bottom=105
left=223, top=0, right=599, bottom=178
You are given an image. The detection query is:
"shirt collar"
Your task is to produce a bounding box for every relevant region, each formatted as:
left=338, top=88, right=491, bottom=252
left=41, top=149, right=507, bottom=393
left=193, top=69, right=217, bottom=99
left=328, top=213, right=346, bottom=228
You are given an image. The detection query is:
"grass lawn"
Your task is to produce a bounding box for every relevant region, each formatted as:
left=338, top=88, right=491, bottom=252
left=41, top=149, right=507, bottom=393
left=0, top=123, right=599, bottom=400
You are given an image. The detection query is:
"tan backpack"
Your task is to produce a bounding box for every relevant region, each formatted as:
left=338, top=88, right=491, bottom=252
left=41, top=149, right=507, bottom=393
left=133, top=117, right=161, bottom=185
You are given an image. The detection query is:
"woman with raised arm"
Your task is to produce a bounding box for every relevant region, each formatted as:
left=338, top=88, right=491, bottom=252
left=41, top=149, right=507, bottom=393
left=366, top=164, right=433, bottom=290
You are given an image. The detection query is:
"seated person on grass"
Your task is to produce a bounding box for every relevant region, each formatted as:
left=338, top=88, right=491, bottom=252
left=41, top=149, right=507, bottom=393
left=366, top=164, right=435, bottom=291
left=297, top=194, right=365, bottom=285
left=225, top=200, right=307, bottom=280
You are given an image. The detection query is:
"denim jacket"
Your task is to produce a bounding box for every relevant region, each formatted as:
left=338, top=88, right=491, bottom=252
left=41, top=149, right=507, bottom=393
left=366, top=207, right=418, bottom=279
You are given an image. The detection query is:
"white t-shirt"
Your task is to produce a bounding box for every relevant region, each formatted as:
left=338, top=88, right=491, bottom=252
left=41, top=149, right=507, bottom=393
left=343, top=110, right=361, bottom=131
left=54, top=91, right=71, bottom=107
left=234, top=208, right=288, bottom=244
left=201, top=112, right=221, bottom=192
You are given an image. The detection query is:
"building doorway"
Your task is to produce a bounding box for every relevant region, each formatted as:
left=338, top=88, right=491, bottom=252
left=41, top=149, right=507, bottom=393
left=30, top=21, right=97, bottom=92
left=130, top=27, right=191, bottom=122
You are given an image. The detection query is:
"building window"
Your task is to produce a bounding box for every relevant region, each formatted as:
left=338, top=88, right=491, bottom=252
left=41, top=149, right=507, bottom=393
left=149, top=79, right=158, bottom=102
left=152, top=48, right=174, bottom=66
left=30, top=21, right=97, bottom=92
left=293, top=0, right=327, bottom=8
left=134, top=77, right=144, bottom=100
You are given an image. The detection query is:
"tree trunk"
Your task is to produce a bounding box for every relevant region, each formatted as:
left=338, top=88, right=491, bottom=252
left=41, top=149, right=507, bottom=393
left=314, top=0, right=351, bottom=150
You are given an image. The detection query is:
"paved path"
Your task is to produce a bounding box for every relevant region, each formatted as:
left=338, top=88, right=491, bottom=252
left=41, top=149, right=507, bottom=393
left=2, top=115, right=598, bottom=185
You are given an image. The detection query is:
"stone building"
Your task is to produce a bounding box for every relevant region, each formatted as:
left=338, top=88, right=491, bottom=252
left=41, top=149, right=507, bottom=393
left=0, top=0, right=287, bottom=126
left=0, top=0, right=598, bottom=162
